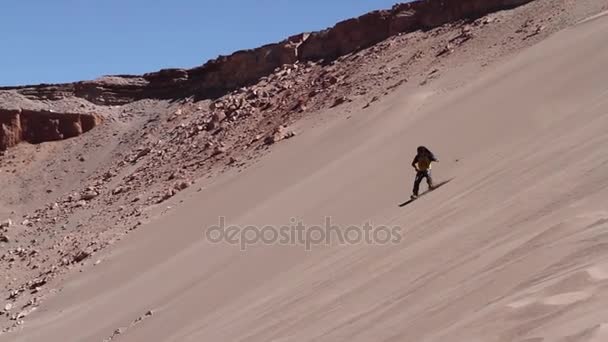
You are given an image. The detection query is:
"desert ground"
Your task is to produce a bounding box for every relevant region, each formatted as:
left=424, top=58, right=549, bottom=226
left=2, top=0, right=608, bottom=341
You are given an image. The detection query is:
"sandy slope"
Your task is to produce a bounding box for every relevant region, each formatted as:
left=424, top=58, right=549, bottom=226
left=4, top=10, right=608, bottom=342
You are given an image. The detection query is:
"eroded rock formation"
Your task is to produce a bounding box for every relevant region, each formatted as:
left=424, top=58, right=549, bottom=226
left=0, top=109, right=101, bottom=151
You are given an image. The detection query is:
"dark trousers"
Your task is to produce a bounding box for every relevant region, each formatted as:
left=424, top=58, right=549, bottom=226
left=413, top=170, right=433, bottom=196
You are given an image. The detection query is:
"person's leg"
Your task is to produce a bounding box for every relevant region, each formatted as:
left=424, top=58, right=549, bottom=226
left=426, top=170, right=434, bottom=189
left=412, top=171, right=423, bottom=196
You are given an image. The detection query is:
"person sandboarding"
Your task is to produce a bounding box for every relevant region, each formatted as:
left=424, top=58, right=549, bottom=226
left=410, top=146, right=439, bottom=200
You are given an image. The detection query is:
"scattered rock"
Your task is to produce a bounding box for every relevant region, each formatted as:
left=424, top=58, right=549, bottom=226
left=167, top=108, right=183, bottom=121
left=73, top=250, right=91, bottom=263
left=174, top=181, right=190, bottom=191
left=74, top=200, right=88, bottom=208
left=167, top=171, right=179, bottom=180
left=212, top=111, right=226, bottom=123
left=81, top=190, right=99, bottom=201
left=212, top=146, right=227, bottom=156
left=132, top=148, right=151, bottom=162
left=0, top=219, right=11, bottom=229
left=264, top=126, right=296, bottom=145
left=331, top=96, right=349, bottom=108
left=103, top=171, right=115, bottom=180
left=535, top=25, right=545, bottom=34
left=68, top=193, right=82, bottom=202
left=478, top=16, right=496, bottom=25
left=158, top=189, right=176, bottom=203
left=28, top=278, right=47, bottom=290
left=437, top=43, right=454, bottom=56
left=112, top=187, right=125, bottom=195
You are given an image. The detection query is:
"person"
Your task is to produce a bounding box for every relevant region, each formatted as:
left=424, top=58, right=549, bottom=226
left=410, top=145, right=438, bottom=199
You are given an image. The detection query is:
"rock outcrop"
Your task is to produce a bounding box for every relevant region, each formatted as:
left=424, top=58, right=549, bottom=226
left=299, top=0, right=533, bottom=60
left=0, top=0, right=535, bottom=107
left=0, top=109, right=101, bottom=151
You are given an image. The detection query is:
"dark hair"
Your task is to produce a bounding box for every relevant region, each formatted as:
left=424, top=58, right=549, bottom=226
left=417, top=146, right=430, bottom=154
left=417, top=146, right=437, bottom=160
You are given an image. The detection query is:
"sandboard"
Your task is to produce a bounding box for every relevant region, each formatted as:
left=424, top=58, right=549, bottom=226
left=398, top=178, right=452, bottom=207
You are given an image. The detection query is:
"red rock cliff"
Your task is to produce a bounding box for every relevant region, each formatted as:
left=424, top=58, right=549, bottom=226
left=0, top=109, right=101, bottom=151
left=299, top=0, right=534, bottom=60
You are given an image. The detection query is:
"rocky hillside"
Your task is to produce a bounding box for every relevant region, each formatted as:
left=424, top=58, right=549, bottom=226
left=0, top=0, right=535, bottom=152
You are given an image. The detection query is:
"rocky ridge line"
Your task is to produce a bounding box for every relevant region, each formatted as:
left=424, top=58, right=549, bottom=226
left=0, top=0, right=534, bottom=106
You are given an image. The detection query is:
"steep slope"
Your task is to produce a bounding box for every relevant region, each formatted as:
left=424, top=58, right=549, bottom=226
left=5, top=2, right=602, bottom=330
left=3, top=8, right=608, bottom=342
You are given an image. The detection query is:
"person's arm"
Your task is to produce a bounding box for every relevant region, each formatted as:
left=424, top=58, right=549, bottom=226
left=430, top=152, right=438, bottom=162
left=411, top=155, right=419, bottom=170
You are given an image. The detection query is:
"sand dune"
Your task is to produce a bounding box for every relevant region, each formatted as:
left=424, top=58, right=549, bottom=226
left=3, top=6, right=608, bottom=342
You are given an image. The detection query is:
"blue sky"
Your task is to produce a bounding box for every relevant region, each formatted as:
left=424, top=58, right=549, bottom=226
left=0, top=0, right=401, bottom=86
